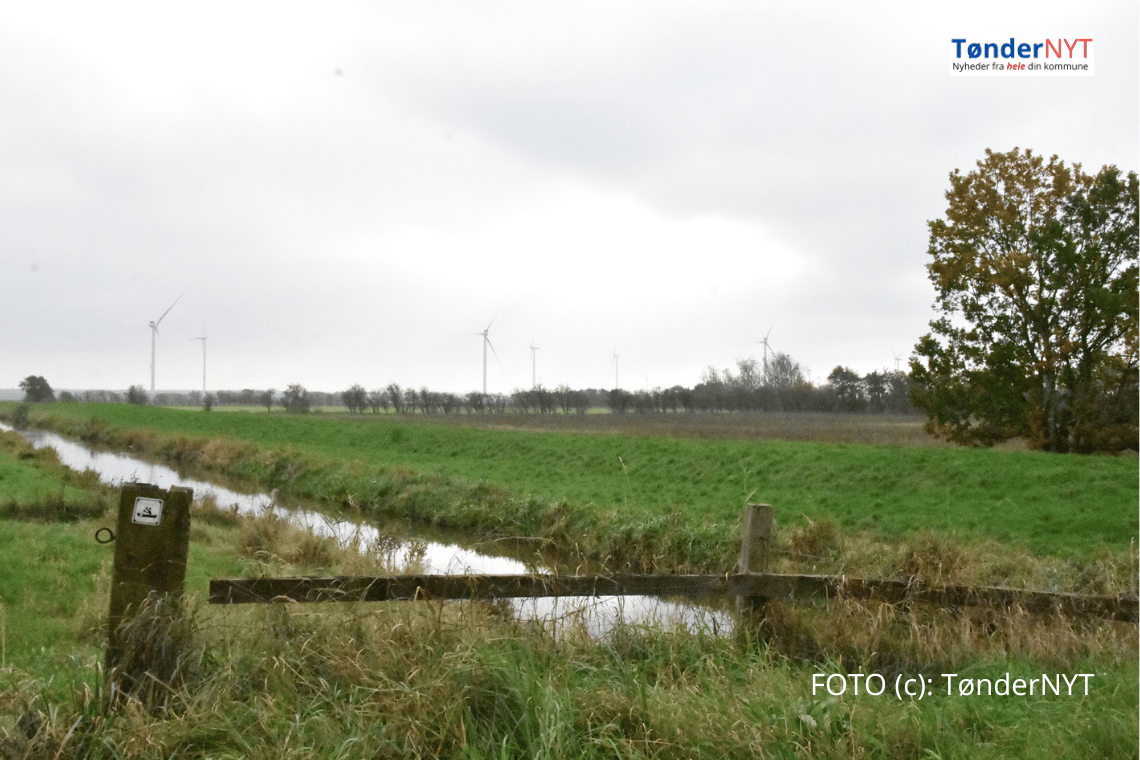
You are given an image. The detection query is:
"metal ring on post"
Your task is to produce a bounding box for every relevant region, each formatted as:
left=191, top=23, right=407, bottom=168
left=95, top=527, right=115, bottom=544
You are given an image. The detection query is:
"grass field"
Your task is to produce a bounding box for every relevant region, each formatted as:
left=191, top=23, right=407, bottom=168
left=5, top=403, right=1135, bottom=563
left=1, top=427, right=1136, bottom=759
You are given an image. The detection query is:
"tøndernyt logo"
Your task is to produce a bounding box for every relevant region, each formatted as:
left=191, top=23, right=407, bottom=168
left=949, top=36, right=1094, bottom=76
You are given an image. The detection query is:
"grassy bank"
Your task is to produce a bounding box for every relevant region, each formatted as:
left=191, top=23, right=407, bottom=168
left=0, top=428, right=108, bottom=521
left=1, top=440, right=1136, bottom=759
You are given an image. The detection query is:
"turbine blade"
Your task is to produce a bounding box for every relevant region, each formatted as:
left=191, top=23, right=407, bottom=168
left=155, top=291, right=186, bottom=328
left=487, top=337, right=502, bottom=367
left=486, top=299, right=506, bottom=331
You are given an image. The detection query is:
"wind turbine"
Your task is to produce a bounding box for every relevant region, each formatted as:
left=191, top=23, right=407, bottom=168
left=612, top=348, right=619, bottom=390
left=530, top=342, right=539, bottom=390
left=148, top=292, right=184, bottom=392
left=892, top=347, right=904, bottom=373
left=471, top=307, right=502, bottom=396
left=750, top=321, right=775, bottom=381
left=191, top=335, right=207, bottom=393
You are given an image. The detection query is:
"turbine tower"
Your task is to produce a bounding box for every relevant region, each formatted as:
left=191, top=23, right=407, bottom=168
left=471, top=307, right=502, bottom=396
left=892, top=347, right=904, bottom=373
left=612, top=348, right=619, bottom=390
left=148, top=292, right=184, bottom=392
left=751, top=321, right=775, bottom=381
left=530, top=343, right=539, bottom=390
left=192, top=335, right=207, bottom=393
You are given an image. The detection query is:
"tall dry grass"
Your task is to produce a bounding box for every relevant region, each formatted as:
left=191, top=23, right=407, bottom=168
left=4, top=591, right=1135, bottom=759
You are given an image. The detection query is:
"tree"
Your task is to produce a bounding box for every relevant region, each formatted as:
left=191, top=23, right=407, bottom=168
left=127, top=385, right=148, bottom=405
left=19, top=375, right=54, bottom=402
left=734, top=357, right=762, bottom=391
left=382, top=383, right=402, bottom=413
left=280, top=384, right=311, bottom=414
left=261, top=389, right=275, bottom=413
left=342, top=384, right=368, bottom=414
left=764, top=352, right=806, bottom=388
left=912, top=148, right=1138, bottom=452
left=607, top=388, right=632, bottom=414
left=885, top=371, right=915, bottom=414
left=465, top=391, right=485, bottom=414
left=864, top=370, right=888, bottom=413
left=827, top=366, right=865, bottom=411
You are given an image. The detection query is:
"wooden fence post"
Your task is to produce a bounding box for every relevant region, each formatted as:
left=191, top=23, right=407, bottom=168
left=105, top=483, right=193, bottom=702
left=737, top=503, right=774, bottom=619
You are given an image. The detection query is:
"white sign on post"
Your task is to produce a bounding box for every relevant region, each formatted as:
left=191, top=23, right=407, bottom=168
left=132, top=497, right=164, bottom=526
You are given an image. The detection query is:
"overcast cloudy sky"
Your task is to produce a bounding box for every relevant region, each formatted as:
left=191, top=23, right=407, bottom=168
left=2, top=1, right=1136, bottom=396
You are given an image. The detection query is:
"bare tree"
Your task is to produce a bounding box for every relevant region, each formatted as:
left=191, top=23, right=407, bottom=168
left=342, top=384, right=368, bottom=414
left=386, top=383, right=404, bottom=413
left=765, top=352, right=806, bottom=388
left=735, top=357, right=762, bottom=391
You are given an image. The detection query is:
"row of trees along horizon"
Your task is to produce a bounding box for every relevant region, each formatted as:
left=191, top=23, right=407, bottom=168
left=16, top=356, right=917, bottom=416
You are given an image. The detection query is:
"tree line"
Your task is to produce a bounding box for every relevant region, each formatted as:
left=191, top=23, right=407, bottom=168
left=263, top=357, right=916, bottom=417
left=17, top=360, right=917, bottom=418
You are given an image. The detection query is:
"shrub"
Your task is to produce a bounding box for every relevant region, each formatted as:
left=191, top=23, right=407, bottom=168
left=127, top=385, right=149, bottom=405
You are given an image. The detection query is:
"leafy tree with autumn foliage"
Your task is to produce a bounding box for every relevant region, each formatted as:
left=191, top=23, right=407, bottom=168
left=911, top=148, right=1138, bottom=453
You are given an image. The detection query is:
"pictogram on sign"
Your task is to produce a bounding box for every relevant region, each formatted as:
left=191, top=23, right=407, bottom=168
left=132, top=497, right=164, bottom=526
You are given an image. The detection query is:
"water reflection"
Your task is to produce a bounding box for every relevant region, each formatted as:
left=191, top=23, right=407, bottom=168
left=1, top=420, right=733, bottom=636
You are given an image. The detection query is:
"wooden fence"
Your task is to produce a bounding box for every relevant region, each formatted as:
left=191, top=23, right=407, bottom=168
left=207, top=504, right=1138, bottom=623
left=101, top=489, right=1136, bottom=705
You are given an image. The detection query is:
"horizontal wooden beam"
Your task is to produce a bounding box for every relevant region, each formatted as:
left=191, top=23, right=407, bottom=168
left=208, top=573, right=1138, bottom=623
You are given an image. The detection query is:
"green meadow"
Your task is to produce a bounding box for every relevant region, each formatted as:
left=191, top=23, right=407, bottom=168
left=7, top=403, right=1135, bottom=562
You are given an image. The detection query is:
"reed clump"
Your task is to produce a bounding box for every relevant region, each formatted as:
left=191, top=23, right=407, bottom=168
left=106, top=593, right=201, bottom=710
left=759, top=597, right=1137, bottom=677
left=236, top=512, right=346, bottom=574
left=768, top=528, right=1138, bottom=598
left=189, top=494, right=243, bottom=529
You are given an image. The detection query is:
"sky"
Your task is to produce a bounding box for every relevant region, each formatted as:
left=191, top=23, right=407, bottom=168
left=2, top=1, right=1136, bottom=396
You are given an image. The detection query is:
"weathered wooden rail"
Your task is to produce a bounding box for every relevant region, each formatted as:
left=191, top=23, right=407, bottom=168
left=207, top=502, right=1138, bottom=623
left=207, top=571, right=1138, bottom=623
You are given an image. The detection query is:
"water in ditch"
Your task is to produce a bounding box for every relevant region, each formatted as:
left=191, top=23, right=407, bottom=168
left=1, top=421, right=734, bottom=636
